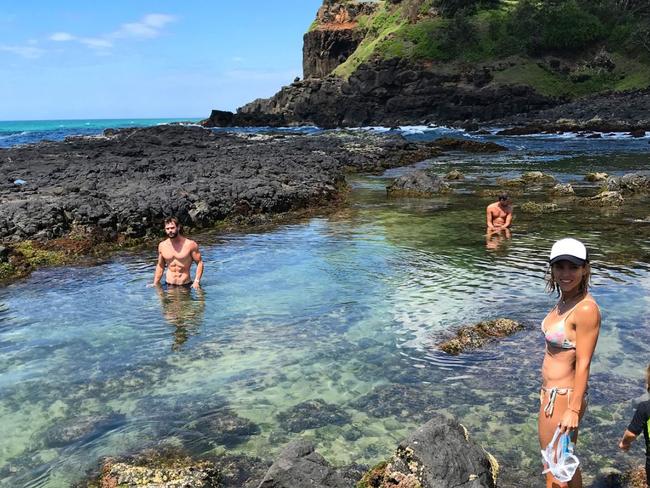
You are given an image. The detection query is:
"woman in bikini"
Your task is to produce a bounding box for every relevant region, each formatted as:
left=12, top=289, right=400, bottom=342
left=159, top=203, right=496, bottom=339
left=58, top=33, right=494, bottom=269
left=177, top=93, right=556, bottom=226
left=539, top=238, right=601, bottom=488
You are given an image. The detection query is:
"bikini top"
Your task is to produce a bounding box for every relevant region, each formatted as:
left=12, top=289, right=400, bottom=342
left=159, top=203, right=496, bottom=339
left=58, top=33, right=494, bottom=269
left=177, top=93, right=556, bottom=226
left=541, top=298, right=596, bottom=349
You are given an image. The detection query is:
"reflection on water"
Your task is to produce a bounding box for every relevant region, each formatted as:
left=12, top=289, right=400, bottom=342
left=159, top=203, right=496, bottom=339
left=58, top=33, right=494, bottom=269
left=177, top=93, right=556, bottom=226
left=155, top=285, right=206, bottom=350
left=486, top=227, right=512, bottom=252
left=1, top=134, right=650, bottom=487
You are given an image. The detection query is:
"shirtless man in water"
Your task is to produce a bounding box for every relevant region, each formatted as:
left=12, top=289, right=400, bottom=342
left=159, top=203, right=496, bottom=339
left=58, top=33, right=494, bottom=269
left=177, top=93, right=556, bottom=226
left=486, top=193, right=513, bottom=231
left=152, top=217, right=204, bottom=289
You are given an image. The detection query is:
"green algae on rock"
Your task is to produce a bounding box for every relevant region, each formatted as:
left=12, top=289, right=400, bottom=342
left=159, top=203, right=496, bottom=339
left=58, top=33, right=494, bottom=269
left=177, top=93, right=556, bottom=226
left=520, top=202, right=559, bottom=214
left=439, top=318, right=523, bottom=355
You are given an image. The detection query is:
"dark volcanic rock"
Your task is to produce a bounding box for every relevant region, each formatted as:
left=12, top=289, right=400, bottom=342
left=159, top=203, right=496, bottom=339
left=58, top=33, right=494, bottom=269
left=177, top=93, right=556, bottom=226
left=495, top=89, right=650, bottom=133
left=276, top=399, right=351, bottom=433
left=257, top=439, right=350, bottom=488
left=0, top=126, right=448, bottom=246
left=606, top=172, right=650, bottom=194
left=205, top=59, right=555, bottom=129
left=358, top=415, right=498, bottom=488
left=387, top=170, right=450, bottom=197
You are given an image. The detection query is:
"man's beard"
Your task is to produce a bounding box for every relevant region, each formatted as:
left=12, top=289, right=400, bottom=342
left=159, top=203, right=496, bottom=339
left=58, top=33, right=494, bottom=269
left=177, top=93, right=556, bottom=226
left=166, top=230, right=178, bottom=238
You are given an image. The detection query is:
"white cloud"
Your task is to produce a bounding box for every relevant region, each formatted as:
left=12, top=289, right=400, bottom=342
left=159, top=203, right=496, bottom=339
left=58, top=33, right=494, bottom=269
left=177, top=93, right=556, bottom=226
left=48, top=13, right=176, bottom=53
left=50, top=32, right=76, bottom=42
left=231, top=56, right=245, bottom=63
left=80, top=37, right=113, bottom=49
left=0, top=44, right=45, bottom=59
left=112, top=13, right=176, bottom=40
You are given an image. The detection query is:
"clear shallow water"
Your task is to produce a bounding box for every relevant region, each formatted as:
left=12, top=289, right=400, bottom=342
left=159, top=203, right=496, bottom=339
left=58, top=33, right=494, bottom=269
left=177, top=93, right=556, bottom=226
left=1, top=127, right=650, bottom=486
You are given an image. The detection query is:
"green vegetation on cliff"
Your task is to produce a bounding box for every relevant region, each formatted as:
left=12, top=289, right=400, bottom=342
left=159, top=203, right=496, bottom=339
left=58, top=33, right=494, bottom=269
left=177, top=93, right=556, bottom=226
left=332, top=0, right=650, bottom=97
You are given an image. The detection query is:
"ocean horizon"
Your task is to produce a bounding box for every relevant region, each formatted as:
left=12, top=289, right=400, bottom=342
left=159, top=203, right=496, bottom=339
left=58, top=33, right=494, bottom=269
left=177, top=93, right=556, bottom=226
left=0, top=118, right=203, bottom=148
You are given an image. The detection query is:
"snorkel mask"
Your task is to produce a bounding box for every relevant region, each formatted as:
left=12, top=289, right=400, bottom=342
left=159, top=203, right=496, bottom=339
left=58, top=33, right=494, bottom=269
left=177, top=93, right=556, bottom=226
left=541, top=427, right=580, bottom=483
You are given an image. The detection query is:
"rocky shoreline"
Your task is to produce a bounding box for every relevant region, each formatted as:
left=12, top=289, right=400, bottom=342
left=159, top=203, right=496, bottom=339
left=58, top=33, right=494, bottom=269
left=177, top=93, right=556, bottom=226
left=0, top=125, right=504, bottom=283
left=77, top=415, right=499, bottom=488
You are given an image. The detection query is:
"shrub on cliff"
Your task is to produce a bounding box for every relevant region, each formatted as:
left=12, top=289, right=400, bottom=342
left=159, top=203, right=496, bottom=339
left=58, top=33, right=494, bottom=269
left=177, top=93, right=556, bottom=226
left=510, top=0, right=606, bottom=53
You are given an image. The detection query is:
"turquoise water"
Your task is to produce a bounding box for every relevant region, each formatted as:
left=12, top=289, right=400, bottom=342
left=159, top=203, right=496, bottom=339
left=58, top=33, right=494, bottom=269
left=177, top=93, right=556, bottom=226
left=1, top=128, right=650, bottom=486
left=0, top=118, right=201, bottom=148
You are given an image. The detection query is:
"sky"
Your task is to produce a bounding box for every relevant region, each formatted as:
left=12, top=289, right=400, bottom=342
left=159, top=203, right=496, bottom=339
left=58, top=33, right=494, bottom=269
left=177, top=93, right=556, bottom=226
left=0, top=1, right=323, bottom=120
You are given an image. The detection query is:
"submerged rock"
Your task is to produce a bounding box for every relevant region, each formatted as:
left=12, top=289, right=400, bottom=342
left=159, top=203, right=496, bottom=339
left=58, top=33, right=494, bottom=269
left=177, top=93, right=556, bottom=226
left=276, top=399, right=351, bottom=433
left=186, top=407, right=260, bottom=448
left=585, top=172, right=608, bottom=182
left=520, top=202, right=559, bottom=214
left=43, top=413, right=125, bottom=448
left=387, top=171, right=451, bottom=198
left=438, top=318, right=523, bottom=355
left=357, top=415, right=498, bottom=488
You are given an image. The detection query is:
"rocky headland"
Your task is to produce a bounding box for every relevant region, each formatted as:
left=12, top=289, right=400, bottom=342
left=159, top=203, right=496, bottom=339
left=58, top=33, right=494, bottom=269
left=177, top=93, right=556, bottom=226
left=203, top=0, right=650, bottom=131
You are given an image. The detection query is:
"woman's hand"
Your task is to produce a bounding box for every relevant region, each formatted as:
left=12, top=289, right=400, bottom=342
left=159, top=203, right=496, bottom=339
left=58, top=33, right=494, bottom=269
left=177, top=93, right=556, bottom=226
left=559, top=409, right=579, bottom=433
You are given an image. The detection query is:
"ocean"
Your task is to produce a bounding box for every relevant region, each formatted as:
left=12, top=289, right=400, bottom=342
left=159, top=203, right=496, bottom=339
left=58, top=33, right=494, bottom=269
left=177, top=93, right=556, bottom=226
left=0, top=118, right=202, bottom=148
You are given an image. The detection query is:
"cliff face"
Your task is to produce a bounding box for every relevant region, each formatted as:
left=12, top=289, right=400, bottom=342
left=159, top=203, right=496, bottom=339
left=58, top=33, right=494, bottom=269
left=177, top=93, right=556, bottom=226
left=302, top=1, right=377, bottom=79
left=203, top=0, right=650, bottom=128
left=230, top=58, right=553, bottom=128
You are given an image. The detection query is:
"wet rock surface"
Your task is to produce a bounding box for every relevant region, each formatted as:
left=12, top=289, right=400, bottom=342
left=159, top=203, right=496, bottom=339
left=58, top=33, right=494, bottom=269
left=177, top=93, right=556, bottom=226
left=494, top=89, right=650, bottom=132
left=358, top=415, right=498, bottom=488
left=77, top=447, right=269, bottom=488
left=257, top=439, right=352, bottom=488
left=386, top=171, right=451, bottom=198
left=438, top=318, right=524, bottom=355
left=0, top=125, right=450, bottom=245
left=520, top=202, right=559, bottom=214
left=606, top=172, right=650, bottom=194
left=585, top=190, right=624, bottom=207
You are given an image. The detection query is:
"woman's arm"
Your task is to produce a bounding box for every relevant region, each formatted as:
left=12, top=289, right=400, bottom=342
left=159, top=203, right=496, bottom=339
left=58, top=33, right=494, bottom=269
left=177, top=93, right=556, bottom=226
left=559, top=300, right=601, bottom=432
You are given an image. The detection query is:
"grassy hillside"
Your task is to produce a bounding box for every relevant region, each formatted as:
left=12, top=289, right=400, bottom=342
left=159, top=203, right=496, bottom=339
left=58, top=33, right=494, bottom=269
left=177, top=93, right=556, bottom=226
left=332, top=0, right=650, bottom=98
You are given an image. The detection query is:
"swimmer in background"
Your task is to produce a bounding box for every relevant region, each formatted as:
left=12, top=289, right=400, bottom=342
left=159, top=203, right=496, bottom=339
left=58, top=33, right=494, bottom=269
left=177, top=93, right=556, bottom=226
left=152, top=216, right=204, bottom=289
left=486, top=192, right=513, bottom=232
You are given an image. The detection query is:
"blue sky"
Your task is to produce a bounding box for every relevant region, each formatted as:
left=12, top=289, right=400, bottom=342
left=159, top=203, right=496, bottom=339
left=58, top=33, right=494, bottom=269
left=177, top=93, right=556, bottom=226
left=0, top=1, right=323, bottom=120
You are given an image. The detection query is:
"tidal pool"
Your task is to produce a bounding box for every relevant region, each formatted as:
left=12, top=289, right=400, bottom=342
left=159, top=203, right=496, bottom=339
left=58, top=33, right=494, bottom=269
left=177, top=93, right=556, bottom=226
left=1, top=131, right=650, bottom=487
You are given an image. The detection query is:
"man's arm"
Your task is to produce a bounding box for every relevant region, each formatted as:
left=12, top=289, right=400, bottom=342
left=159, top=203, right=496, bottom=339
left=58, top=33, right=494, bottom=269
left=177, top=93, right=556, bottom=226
left=153, top=244, right=165, bottom=285
left=620, top=404, right=646, bottom=451
left=486, top=206, right=495, bottom=229
left=503, top=209, right=513, bottom=228
left=619, top=429, right=638, bottom=452
left=191, top=243, right=203, bottom=289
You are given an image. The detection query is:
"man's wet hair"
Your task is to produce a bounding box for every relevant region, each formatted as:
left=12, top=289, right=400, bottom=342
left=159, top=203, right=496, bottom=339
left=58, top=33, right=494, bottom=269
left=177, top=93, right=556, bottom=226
left=498, top=193, right=510, bottom=202
left=164, top=216, right=182, bottom=233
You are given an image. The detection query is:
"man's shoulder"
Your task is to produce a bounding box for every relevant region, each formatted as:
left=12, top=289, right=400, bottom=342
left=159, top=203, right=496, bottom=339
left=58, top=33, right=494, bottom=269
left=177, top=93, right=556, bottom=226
left=487, top=202, right=498, bottom=210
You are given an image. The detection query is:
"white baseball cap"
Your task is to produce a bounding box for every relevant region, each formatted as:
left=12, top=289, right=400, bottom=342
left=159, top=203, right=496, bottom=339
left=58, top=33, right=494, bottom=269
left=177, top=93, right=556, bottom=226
left=549, top=238, right=588, bottom=265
